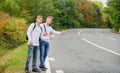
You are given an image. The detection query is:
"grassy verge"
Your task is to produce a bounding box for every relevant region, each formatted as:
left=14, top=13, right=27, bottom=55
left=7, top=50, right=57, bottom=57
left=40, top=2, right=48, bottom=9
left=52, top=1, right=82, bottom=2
left=110, top=28, right=120, bottom=34
left=0, top=43, right=28, bottom=73
left=0, top=47, right=11, bottom=57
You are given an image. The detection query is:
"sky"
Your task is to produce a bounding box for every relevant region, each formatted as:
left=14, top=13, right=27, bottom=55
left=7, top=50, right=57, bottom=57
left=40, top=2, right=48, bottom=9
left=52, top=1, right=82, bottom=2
left=90, top=0, right=107, bottom=7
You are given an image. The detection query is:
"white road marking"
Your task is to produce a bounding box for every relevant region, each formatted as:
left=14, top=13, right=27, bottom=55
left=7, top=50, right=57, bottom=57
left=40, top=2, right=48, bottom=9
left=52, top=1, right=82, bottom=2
left=56, top=70, right=64, bottom=73
left=78, top=30, right=83, bottom=36
left=78, top=30, right=120, bottom=56
left=49, top=58, right=55, bottom=61
left=46, top=57, right=51, bottom=73
left=109, top=37, right=116, bottom=40
left=81, top=37, right=120, bottom=56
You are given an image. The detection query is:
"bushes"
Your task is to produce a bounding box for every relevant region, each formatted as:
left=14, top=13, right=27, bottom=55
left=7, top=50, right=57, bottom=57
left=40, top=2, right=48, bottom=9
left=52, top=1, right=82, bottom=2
left=88, top=22, right=99, bottom=28
left=0, top=12, right=10, bottom=36
left=0, top=13, right=27, bottom=49
left=106, top=0, right=120, bottom=32
left=112, top=24, right=120, bottom=32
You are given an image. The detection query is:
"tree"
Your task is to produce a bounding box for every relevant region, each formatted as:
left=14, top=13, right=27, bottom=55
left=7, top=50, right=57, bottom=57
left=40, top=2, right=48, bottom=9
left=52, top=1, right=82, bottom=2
left=107, top=0, right=120, bottom=31
left=52, top=0, right=81, bottom=29
left=76, top=0, right=103, bottom=27
left=32, top=0, right=58, bottom=21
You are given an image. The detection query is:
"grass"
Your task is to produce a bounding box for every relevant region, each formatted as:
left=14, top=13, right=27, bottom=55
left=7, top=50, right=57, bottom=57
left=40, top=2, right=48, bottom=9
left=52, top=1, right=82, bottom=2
left=0, top=47, right=11, bottom=57
left=110, top=28, right=120, bottom=34
left=0, top=43, right=28, bottom=73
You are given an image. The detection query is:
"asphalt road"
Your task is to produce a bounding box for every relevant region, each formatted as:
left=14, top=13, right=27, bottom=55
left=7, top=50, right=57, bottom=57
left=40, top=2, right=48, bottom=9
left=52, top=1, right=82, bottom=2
left=48, top=28, right=120, bottom=73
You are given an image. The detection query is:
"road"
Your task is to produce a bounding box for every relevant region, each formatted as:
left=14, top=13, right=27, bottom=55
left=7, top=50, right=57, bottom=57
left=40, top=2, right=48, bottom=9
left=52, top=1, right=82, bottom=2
left=47, top=28, right=120, bottom=73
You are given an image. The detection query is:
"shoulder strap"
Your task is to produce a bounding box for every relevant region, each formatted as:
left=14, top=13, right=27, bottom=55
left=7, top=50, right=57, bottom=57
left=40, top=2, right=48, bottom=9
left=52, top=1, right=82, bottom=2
left=26, top=23, right=36, bottom=40
left=32, top=23, right=36, bottom=32
left=43, top=23, right=46, bottom=32
left=39, top=26, right=42, bottom=41
left=40, top=26, right=42, bottom=35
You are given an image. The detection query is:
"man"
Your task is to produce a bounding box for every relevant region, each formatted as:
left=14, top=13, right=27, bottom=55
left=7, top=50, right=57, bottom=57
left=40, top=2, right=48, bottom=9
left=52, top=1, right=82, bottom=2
left=25, top=15, right=42, bottom=73
left=39, top=16, right=65, bottom=71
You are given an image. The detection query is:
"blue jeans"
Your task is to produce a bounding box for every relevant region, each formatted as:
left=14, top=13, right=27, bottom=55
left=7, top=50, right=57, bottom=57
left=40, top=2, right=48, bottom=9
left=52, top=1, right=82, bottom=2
left=25, top=45, right=38, bottom=69
left=39, top=41, right=49, bottom=67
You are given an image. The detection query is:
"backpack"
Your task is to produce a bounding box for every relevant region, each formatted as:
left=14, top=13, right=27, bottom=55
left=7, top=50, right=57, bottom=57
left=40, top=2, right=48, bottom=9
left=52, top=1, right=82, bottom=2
left=26, top=23, right=42, bottom=41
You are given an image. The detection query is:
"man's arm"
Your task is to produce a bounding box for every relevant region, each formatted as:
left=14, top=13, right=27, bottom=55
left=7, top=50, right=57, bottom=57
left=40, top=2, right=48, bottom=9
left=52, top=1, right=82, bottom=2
left=27, top=23, right=34, bottom=42
left=50, top=27, right=65, bottom=35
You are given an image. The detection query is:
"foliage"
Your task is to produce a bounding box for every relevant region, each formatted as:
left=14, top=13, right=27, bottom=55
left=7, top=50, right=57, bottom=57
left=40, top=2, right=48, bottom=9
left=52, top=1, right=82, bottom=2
left=76, top=0, right=104, bottom=27
left=0, top=12, right=10, bottom=36
left=106, top=0, right=120, bottom=31
left=0, top=14, right=27, bottom=49
left=0, top=0, right=104, bottom=28
left=52, top=0, right=81, bottom=29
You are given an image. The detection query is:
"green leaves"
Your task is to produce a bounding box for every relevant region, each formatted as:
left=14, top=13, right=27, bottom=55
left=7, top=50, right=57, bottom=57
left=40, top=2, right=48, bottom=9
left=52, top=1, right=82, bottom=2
left=0, top=0, right=104, bottom=29
left=0, top=14, right=27, bottom=49
left=106, top=0, right=120, bottom=31
left=76, top=0, right=103, bottom=27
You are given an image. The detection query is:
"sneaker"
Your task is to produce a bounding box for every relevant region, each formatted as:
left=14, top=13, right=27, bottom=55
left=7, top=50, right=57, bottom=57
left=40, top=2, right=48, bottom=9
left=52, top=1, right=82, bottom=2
left=25, top=68, right=29, bottom=73
left=32, top=68, right=40, bottom=72
left=39, top=66, right=47, bottom=71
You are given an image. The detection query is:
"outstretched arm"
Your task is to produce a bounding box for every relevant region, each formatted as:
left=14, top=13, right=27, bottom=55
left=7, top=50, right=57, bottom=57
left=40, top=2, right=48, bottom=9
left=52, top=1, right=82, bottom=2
left=50, top=27, right=65, bottom=35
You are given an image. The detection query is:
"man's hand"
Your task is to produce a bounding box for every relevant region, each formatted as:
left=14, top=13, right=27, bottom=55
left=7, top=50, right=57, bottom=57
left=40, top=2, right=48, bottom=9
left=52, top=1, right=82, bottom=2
left=61, top=30, right=65, bottom=35
left=49, top=35, right=53, bottom=40
left=43, top=32, right=48, bottom=36
left=29, top=41, right=33, bottom=45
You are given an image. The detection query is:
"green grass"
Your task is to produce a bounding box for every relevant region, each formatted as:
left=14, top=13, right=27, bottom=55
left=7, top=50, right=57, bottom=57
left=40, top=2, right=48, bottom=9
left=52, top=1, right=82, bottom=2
left=110, top=28, right=120, bottom=34
left=0, top=43, right=28, bottom=73
left=0, top=47, right=10, bottom=57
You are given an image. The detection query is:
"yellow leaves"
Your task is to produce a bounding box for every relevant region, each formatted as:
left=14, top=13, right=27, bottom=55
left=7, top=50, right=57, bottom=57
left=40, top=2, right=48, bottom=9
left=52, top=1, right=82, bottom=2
left=0, top=12, right=28, bottom=49
left=76, top=0, right=104, bottom=27
left=0, top=13, right=10, bottom=36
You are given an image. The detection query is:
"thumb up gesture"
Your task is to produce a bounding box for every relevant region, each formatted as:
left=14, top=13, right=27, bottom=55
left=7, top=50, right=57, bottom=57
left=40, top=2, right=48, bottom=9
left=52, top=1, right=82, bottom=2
left=61, top=30, right=65, bottom=35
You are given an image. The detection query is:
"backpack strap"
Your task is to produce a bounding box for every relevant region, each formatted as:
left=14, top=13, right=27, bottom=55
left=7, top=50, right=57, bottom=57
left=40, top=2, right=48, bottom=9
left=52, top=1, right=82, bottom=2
left=39, top=26, right=42, bottom=41
left=32, top=23, right=36, bottom=32
left=26, top=23, right=36, bottom=40
left=43, top=23, right=47, bottom=32
left=30, top=23, right=36, bottom=36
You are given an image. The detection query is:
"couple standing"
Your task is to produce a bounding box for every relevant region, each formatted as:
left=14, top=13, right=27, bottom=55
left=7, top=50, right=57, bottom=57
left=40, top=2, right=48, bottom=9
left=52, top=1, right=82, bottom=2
left=25, top=15, right=65, bottom=73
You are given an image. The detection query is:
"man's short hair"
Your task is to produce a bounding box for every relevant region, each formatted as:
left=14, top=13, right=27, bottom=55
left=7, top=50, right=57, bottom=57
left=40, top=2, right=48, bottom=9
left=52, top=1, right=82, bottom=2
left=47, top=16, right=53, bottom=19
left=37, top=15, right=43, bottom=19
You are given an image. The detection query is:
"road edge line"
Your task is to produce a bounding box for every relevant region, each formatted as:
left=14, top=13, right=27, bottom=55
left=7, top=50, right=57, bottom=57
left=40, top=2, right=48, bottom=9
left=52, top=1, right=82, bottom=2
left=46, top=57, right=51, bottom=73
left=81, top=37, right=120, bottom=56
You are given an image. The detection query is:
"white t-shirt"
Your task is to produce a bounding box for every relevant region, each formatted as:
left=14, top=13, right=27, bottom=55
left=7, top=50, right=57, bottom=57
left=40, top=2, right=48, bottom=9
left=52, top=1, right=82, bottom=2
left=27, top=23, right=42, bottom=46
left=40, top=23, right=61, bottom=42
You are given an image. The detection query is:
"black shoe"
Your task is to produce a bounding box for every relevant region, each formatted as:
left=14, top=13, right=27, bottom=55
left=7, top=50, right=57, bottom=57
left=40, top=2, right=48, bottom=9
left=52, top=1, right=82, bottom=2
left=32, top=68, right=40, bottom=72
left=25, top=68, right=29, bottom=73
left=39, top=66, right=47, bottom=68
left=39, top=66, right=43, bottom=68
left=39, top=66, right=47, bottom=71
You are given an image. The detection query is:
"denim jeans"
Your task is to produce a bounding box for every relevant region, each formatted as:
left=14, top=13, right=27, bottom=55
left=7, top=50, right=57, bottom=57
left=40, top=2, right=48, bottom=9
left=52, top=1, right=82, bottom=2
left=25, top=45, right=38, bottom=69
left=39, top=41, right=49, bottom=67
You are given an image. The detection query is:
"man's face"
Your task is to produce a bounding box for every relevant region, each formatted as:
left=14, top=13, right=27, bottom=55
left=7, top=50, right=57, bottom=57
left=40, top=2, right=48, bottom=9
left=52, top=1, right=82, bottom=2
left=46, top=18, right=52, bottom=25
left=36, top=17, right=43, bottom=24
